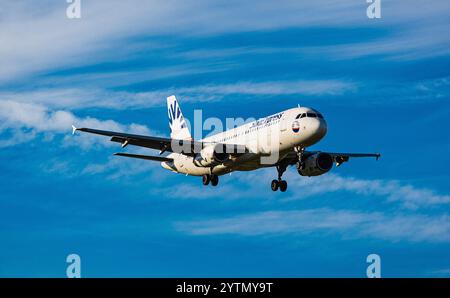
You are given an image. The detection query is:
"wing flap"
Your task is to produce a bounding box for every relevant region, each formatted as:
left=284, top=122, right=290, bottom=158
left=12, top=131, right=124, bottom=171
left=114, top=153, right=173, bottom=162
left=327, top=152, right=381, bottom=160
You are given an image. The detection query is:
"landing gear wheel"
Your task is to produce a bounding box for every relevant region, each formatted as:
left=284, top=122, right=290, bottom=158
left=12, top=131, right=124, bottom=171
left=279, top=180, right=288, bottom=192
left=271, top=180, right=279, bottom=191
left=210, top=174, right=219, bottom=186
left=272, top=163, right=288, bottom=192
left=202, top=174, right=210, bottom=186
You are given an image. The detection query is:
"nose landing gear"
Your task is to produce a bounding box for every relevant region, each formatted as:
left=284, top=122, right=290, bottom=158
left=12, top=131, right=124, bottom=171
left=271, top=164, right=288, bottom=192
left=295, top=146, right=305, bottom=171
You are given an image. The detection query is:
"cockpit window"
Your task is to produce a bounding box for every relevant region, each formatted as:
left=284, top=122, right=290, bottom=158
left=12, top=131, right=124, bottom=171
left=296, top=110, right=323, bottom=119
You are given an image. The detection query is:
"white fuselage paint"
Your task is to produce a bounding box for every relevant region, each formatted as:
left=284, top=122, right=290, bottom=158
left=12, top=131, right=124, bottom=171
left=161, top=107, right=327, bottom=176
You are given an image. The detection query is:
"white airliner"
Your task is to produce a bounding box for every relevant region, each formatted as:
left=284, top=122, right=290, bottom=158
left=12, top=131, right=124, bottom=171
left=73, top=95, right=380, bottom=192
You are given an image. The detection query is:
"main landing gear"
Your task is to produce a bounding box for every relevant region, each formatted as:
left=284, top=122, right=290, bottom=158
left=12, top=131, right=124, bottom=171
left=202, top=174, right=219, bottom=186
left=271, top=164, right=288, bottom=192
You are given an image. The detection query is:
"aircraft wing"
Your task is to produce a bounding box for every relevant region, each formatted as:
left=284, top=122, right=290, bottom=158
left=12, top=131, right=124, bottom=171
left=114, top=153, right=173, bottom=162
left=323, top=152, right=380, bottom=161
left=279, top=150, right=380, bottom=166
left=72, top=126, right=245, bottom=156
left=304, top=150, right=380, bottom=165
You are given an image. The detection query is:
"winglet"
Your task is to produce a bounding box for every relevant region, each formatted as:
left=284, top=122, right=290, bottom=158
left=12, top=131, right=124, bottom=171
left=72, top=125, right=77, bottom=135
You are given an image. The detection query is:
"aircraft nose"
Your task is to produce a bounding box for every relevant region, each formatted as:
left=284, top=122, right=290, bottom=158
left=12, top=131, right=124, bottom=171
left=319, top=118, right=327, bottom=135
left=312, top=118, right=327, bottom=138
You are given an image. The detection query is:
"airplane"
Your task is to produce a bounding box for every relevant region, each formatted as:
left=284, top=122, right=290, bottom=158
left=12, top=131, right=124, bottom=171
left=72, top=95, right=380, bottom=192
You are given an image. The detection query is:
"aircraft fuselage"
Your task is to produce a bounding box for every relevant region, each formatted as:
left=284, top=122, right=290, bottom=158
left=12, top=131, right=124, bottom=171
left=161, top=107, right=328, bottom=176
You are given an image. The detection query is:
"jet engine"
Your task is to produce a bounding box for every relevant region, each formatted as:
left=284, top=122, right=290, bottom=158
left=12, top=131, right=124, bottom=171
left=193, top=144, right=230, bottom=167
left=297, top=152, right=333, bottom=177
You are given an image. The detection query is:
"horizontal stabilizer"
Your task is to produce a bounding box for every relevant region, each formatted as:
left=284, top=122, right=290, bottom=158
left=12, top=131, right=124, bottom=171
left=114, top=153, right=173, bottom=162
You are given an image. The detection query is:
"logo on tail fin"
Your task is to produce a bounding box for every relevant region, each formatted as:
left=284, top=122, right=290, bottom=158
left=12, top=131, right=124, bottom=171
left=167, top=95, right=191, bottom=140
left=168, top=99, right=184, bottom=128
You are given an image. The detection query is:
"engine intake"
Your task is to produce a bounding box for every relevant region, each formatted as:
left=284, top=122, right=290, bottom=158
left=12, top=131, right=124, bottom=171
left=194, top=144, right=230, bottom=167
left=298, top=152, right=333, bottom=177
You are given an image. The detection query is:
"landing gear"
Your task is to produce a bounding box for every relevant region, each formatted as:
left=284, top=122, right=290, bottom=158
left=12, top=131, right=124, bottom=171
left=271, top=164, right=288, bottom=192
left=271, top=179, right=287, bottom=192
left=279, top=180, right=287, bottom=192
left=211, top=174, right=219, bottom=186
left=202, top=174, right=210, bottom=185
left=202, top=174, right=219, bottom=186
left=295, top=146, right=305, bottom=171
left=271, top=180, right=279, bottom=191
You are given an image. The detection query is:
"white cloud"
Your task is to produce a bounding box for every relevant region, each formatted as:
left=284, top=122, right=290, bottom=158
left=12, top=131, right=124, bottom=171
left=175, top=208, right=450, bottom=243
left=0, top=89, right=166, bottom=110
left=0, top=79, right=355, bottom=112
left=231, top=169, right=450, bottom=209
left=179, top=80, right=357, bottom=97
left=1, top=0, right=449, bottom=83
left=309, top=22, right=450, bottom=61
left=0, top=100, right=153, bottom=148
left=286, top=173, right=450, bottom=209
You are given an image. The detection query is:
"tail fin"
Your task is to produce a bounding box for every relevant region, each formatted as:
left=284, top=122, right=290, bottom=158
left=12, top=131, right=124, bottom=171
left=167, top=95, right=192, bottom=140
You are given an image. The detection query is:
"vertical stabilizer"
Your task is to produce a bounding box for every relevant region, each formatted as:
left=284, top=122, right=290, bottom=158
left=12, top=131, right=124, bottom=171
left=167, top=95, right=192, bottom=140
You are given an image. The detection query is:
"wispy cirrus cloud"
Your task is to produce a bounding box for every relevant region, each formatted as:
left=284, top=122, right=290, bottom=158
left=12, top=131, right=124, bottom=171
left=310, top=22, right=450, bottom=61
left=179, top=80, right=357, bottom=97
left=132, top=167, right=450, bottom=214
left=80, top=153, right=163, bottom=181
left=0, top=89, right=166, bottom=110
left=175, top=208, right=450, bottom=243
left=234, top=170, right=450, bottom=209
left=285, top=173, right=450, bottom=209
left=0, top=79, right=355, bottom=111
left=2, top=0, right=449, bottom=83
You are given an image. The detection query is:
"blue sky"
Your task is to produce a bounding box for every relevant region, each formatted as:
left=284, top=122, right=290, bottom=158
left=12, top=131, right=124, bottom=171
left=0, top=0, right=450, bottom=277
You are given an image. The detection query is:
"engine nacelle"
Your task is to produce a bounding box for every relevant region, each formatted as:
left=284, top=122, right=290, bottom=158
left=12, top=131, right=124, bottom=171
left=193, top=144, right=230, bottom=167
left=298, top=152, right=333, bottom=177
